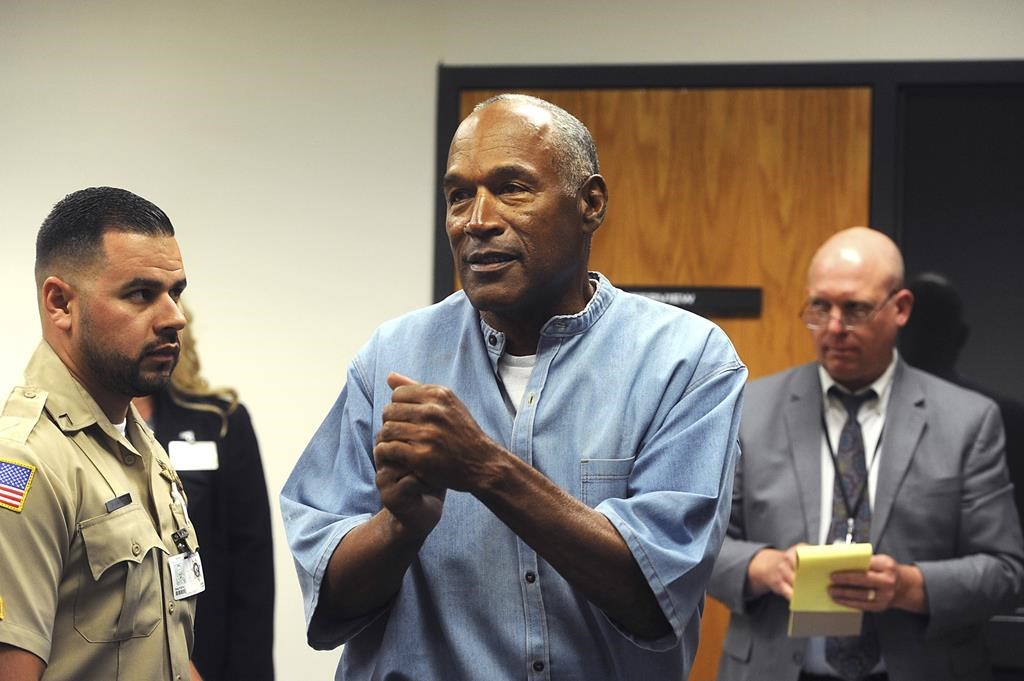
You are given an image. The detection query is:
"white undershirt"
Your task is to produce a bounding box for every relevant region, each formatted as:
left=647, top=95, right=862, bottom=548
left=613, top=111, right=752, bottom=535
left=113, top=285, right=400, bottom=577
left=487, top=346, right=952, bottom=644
left=497, top=353, right=537, bottom=415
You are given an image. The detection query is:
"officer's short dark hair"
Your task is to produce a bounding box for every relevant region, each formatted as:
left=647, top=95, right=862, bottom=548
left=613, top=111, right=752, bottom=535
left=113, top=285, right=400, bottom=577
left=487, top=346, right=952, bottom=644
left=35, top=186, right=175, bottom=286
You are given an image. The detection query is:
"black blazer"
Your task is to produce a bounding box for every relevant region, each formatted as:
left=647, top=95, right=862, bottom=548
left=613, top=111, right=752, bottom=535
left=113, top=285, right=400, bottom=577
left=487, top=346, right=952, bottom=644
left=151, top=390, right=275, bottom=681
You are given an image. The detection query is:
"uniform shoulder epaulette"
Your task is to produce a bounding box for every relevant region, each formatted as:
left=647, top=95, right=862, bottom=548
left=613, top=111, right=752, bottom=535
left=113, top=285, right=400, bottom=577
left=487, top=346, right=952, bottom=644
left=0, top=386, right=49, bottom=445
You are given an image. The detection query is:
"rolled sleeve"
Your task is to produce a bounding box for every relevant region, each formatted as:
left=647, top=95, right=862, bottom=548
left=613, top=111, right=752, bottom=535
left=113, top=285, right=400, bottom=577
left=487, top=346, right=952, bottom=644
left=597, top=356, right=746, bottom=649
left=280, top=360, right=386, bottom=649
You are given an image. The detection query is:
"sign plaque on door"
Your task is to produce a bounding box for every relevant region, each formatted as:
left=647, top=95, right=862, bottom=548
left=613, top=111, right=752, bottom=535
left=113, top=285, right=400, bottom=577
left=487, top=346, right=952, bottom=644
left=622, top=286, right=762, bottom=319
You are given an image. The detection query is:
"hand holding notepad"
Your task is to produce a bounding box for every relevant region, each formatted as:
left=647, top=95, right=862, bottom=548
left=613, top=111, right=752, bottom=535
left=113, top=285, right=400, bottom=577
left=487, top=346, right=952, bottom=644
left=788, top=542, right=872, bottom=637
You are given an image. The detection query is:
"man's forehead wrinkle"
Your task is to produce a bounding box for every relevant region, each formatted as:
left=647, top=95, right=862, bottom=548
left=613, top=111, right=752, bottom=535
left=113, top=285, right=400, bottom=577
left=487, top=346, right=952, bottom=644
left=459, top=129, right=546, bottom=157
left=447, top=135, right=549, bottom=181
left=112, top=251, right=184, bottom=272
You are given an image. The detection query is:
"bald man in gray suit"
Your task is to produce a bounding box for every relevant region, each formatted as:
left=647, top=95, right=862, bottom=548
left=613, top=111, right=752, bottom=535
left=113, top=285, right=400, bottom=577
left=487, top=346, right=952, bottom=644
left=709, top=228, right=1024, bottom=681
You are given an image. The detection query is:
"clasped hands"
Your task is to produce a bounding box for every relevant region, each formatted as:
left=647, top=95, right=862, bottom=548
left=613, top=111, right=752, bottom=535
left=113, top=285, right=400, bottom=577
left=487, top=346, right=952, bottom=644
left=748, top=545, right=909, bottom=612
left=373, top=372, right=500, bottom=537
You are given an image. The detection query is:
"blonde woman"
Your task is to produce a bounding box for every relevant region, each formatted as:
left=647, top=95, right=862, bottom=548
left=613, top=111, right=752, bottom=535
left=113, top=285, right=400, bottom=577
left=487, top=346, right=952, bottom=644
left=134, top=305, right=275, bottom=681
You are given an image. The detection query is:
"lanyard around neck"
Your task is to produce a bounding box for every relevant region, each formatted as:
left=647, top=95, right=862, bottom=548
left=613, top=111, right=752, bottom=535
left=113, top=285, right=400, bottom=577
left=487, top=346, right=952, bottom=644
left=820, top=405, right=884, bottom=532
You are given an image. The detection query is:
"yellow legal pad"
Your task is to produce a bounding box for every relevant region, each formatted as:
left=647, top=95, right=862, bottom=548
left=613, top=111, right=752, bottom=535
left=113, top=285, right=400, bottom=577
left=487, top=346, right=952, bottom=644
left=788, top=542, right=872, bottom=637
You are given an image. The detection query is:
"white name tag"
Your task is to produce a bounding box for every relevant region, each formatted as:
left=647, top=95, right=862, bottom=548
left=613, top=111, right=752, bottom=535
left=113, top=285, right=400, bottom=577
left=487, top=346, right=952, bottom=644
left=169, top=551, right=206, bottom=600
left=169, top=440, right=219, bottom=471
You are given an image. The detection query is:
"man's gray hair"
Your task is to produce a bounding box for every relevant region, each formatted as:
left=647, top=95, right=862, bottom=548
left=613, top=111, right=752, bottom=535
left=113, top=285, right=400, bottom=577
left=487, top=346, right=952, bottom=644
left=473, top=94, right=599, bottom=193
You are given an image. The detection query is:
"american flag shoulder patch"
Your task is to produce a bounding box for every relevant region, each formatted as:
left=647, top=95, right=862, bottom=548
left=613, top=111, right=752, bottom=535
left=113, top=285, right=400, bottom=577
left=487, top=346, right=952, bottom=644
left=0, top=458, right=36, bottom=513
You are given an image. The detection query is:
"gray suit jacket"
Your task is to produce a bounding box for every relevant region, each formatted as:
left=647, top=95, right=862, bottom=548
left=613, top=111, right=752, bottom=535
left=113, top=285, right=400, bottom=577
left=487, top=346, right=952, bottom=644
left=709, top=360, right=1024, bottom=681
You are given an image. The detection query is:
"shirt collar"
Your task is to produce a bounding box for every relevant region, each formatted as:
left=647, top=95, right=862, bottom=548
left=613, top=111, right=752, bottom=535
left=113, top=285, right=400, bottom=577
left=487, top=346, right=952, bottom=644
left=479, top=271, right=616, bottom=360
left=23, top=340, right=140, bottom=447
left=818, top=349, right=899, bottom=414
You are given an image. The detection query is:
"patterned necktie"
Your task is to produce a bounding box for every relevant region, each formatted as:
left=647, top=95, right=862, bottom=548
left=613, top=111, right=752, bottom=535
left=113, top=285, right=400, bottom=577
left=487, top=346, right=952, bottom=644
left=825, top=387, right=881, bottom=681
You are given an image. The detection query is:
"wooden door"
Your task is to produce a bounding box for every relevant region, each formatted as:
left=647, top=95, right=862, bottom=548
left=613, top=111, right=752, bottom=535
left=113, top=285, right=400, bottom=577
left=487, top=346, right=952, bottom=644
left=458, top=87, right=871, bottom=679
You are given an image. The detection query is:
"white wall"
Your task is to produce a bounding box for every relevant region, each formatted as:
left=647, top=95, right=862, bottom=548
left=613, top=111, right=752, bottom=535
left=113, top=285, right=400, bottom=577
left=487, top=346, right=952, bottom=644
left=2, top=1, right=1022, bottom=676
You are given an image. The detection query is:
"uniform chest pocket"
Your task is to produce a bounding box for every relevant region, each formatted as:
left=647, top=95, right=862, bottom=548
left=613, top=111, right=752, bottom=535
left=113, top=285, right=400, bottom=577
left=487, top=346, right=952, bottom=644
left=75, top=504, right=167, bottom=642
left=580, top=457, right=634, bottom=507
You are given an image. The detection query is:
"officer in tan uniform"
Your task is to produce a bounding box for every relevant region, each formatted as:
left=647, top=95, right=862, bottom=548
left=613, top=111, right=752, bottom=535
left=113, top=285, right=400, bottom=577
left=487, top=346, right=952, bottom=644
left=0, top=187, right=204, bottom=681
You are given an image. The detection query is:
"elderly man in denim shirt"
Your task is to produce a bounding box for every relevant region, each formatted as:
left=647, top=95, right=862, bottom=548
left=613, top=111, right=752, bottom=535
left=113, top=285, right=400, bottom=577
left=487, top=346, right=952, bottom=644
left=281, top=94, right=747, bottom=681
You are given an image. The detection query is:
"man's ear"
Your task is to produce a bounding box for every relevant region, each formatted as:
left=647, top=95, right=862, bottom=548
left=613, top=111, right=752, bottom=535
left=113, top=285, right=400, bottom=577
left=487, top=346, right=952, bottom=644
left=894, top=288, right=914, bottom=327
left=41, top=276, right=76, bottom=332
left=578, top=174, right=608, bottom=235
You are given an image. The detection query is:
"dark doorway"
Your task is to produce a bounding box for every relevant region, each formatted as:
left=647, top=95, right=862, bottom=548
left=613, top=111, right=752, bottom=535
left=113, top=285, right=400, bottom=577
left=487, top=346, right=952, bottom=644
left=900, top=83, right=1024, bottom=403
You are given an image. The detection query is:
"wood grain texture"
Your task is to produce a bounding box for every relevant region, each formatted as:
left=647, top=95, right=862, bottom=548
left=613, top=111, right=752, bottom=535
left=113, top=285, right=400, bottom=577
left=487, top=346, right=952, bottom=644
left=458, top=87, right=871, bottom=680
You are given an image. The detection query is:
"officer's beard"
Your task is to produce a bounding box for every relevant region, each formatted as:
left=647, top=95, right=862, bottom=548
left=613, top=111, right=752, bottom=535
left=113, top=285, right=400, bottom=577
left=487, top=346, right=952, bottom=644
left=78, top=313, right=180, bottom=399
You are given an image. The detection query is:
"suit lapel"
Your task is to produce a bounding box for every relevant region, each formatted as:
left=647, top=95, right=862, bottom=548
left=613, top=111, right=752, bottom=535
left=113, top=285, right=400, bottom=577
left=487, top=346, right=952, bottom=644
left=785, top=364, right=826, bottom=543
left=872, top=362, right=927, bottom=545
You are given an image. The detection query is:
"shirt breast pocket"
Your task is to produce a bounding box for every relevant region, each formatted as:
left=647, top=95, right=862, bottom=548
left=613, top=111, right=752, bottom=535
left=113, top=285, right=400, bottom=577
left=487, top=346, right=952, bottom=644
left=75, top=504, right=167, bottom=642
left=580, top=457, right=634, bottom=507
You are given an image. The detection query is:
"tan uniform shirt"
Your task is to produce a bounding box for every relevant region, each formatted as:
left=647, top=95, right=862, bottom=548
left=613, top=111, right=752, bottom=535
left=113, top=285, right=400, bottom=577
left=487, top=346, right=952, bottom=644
left=0, top=342, right=199, bottom=680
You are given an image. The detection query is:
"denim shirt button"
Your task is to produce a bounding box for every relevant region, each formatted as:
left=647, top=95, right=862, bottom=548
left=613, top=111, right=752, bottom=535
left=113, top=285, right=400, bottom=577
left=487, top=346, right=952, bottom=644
left=525, top=571, right=536, bottom=583
left=488, top=334, right=497, bottom=346
left=533, top=661, right=545, bottom=672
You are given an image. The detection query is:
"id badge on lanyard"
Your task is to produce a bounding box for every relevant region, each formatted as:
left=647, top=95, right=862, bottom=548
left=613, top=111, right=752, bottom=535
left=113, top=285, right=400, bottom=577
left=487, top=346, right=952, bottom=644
left=167, top=476, right=206, bottom=600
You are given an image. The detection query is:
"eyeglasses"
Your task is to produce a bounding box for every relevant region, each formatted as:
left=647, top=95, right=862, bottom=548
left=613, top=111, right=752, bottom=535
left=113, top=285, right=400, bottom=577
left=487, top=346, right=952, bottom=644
left=799, top=290, right=899, bottom=330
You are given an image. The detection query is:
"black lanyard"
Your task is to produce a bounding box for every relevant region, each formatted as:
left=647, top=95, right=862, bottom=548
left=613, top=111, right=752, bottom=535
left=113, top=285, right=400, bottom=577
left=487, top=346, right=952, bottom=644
left=820, top=406, right=883, bottom=542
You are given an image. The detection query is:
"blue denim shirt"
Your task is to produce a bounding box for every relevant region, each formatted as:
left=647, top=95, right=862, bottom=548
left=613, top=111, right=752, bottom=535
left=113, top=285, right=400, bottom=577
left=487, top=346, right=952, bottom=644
left=281, top=273, right=746, bottom=681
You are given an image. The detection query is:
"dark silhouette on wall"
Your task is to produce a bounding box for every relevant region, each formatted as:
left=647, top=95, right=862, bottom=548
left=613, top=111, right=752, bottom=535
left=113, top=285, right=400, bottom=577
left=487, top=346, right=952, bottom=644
left=900, top=272, right=1024, bottom=679
left=900, top=273, right=1024, bottom=530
